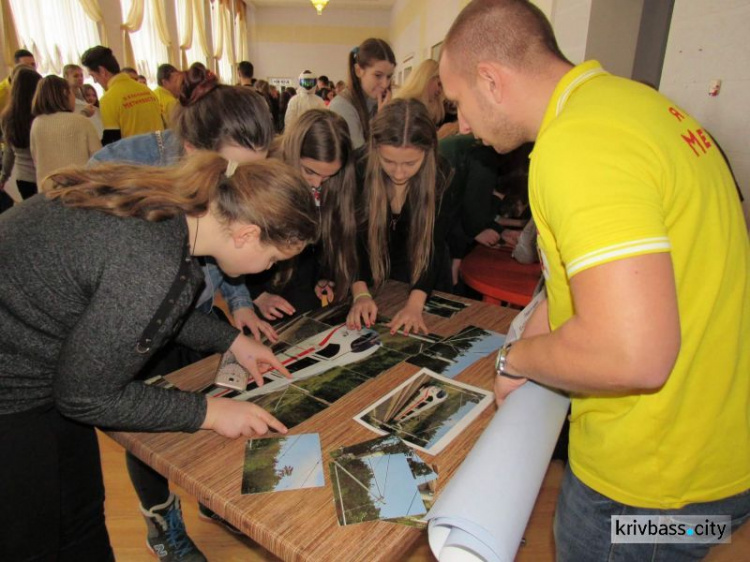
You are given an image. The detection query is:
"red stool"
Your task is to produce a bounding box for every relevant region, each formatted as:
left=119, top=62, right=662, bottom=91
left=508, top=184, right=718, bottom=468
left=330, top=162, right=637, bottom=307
left=460, top=245, right=541, bottom=307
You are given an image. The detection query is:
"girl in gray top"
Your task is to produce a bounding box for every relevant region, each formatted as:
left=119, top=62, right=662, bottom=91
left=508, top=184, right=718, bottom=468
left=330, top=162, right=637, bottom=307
left=328, top=38, right=396, bottom=149
left=0, top=154, right=317, bottom=561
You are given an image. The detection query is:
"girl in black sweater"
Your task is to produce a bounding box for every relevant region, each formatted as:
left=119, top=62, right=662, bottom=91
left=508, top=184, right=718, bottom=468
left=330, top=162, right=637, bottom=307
left=347, top=98, right=455, bottom=335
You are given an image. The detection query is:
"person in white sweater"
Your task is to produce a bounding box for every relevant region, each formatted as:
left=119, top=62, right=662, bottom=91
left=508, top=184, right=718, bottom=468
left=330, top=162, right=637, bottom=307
left=30, top=76, right=101, bottom=189
left=284, top=70, right=326, bottom=130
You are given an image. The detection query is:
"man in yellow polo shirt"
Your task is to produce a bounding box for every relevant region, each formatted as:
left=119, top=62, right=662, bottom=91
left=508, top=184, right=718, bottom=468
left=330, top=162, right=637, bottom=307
left=153, top=64, right=182, bottom=128
left=1, top=50, right=37, bottom=111
left=81, top=46, right=163, bottom=145
left=440, top=1, right=749, bottom=560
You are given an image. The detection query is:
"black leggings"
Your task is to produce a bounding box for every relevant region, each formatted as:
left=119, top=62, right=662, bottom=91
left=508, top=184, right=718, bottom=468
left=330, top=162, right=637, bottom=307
left=0, top=407, right=114, bottom=561
left=127, top=339, right=208, bottom=509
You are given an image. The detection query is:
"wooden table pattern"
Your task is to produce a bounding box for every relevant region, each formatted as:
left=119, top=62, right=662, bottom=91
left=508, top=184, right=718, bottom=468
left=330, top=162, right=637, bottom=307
left=107, top=282, right=518, bottom=562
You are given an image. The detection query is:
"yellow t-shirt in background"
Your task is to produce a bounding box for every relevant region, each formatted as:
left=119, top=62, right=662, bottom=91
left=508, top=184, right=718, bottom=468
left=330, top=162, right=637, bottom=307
left=153, top=86, right=178, bottom=128
left=0, top=77, right=10, bottom=113
left=530, top=61, right=750, bottom=509
left=100, top=73, right=163, bottom=138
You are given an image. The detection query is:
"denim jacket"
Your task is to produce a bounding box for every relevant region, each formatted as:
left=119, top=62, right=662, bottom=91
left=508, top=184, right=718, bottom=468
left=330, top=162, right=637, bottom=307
left=89, top=131, right=253, bottom=314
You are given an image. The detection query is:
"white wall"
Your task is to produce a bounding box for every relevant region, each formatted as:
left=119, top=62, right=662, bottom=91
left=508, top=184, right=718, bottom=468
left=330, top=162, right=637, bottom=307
left=660, top=0, right=750, bottom=220
left=551, top=0, right=592, bottom=63
left=249, top=5, right=389, bottom=83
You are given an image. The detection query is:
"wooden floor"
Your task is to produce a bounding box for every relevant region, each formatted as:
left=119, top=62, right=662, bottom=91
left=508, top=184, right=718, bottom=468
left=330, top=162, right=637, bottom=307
left=100, top=432, right=750, bottom=561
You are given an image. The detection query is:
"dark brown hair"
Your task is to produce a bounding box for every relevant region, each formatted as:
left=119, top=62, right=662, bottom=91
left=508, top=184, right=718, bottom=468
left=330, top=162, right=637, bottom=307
left=48, top=153, right=319, bottom=250
left=174, top=63, right=274, bottom=153
left=1, top=66, right=42, bottom=149
left=274, top=109, right=358, bottom=299
left=32, top=75, right=73, bottom=116
left=343, top=38, right=396, bottom=141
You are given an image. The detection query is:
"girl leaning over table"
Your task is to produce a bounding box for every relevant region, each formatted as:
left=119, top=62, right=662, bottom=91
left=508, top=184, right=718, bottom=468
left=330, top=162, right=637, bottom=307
left=248, top=108, right=359, bottom=320
left=0, top=154, right=318, bottom=561
left=347, top=98, right=457, bottom=335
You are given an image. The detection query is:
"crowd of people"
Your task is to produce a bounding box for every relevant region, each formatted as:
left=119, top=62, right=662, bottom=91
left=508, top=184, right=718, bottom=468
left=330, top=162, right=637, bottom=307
left=0, top=1, right=747, bottom=561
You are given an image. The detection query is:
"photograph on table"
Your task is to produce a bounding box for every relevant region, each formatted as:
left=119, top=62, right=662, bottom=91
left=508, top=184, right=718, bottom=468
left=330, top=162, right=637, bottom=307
left=407, top=325, right=506, bottom=379
left=331, top=434, right=438, bottom=528
left=242, top=433, right=325, bottom=495
left=329, top=451, right=427, bottom=526
left=278, top=316, right=332, bottom=346
left=354, top=368, right=493, bottom=455
left=423, top=294, right=470, bottom=319
left=371, top=318, right=444, bottom=356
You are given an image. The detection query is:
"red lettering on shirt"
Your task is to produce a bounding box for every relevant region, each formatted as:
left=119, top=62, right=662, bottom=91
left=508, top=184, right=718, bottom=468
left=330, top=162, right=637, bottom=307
left=697, top=129, right=712, bottom=149
left=668, top=106, right=686, bottom=122
left=681, top=128, right=713, bottom=157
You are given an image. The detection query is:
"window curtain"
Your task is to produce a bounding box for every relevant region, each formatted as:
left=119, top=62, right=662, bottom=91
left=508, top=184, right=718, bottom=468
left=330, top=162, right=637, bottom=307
left=234, top=0, right=248, bottom=63
left=176, top=0, right=210, bottom=69
left=8, top=0, right=100, bottom=75
left=77, top=0, right=108, bottom=47
left=120, top=0, right=144, bottom=69
left=1, top=0, right=19, bottom=75
left=151, top=0, right=171, bottom=57
left=120, top=0, right=169, bottom=83
left=211, top=0, right=237, bottom=84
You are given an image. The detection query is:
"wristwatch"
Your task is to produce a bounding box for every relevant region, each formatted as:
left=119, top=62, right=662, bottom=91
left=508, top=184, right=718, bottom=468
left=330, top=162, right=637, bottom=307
left=495, top=341, right=524, bottom=379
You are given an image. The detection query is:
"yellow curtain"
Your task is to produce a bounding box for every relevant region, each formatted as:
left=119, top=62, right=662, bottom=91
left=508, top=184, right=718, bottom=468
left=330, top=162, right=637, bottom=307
left=192, top=0, right=210, bottom=64
left=235, top=0, right=247, bottom=62
left=77, top=0, right=108, bottom=46
left=211, top=0, right=224, bottom=60
left=178, top=0, right=193, bottom=69
left=121, top=0, right=144, bottom=68
left=150, top=0, right=171, bottom=56
left=1, top=0, right=19, bottom=75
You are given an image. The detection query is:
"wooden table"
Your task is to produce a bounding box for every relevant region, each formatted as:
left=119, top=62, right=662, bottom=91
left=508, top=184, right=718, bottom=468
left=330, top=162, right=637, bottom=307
left=107, top=282, right=519, bottom=562
left=460, top=245, right=542, bottom=307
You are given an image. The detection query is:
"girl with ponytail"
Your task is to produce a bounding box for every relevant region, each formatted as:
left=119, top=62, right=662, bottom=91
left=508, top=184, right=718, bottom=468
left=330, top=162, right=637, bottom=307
left=0, top=152, right=318, bottom=561
left=86, top=63, right=287, bottom=558
left=328, top=37, right=396, bottom=149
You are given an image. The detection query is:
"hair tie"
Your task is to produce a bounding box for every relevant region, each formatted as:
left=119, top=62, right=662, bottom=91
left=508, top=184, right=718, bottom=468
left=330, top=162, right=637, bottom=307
left=225, top=160, right=239, bottom=178
left=351, top=46, right=359, bottom=59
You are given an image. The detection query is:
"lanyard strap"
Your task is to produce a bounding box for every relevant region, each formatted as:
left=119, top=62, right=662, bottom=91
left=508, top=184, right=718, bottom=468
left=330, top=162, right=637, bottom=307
left=135, top=239, right=194, bottom=354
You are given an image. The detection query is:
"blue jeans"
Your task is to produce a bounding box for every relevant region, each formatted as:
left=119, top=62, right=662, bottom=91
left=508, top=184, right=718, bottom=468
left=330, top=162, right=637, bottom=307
left=555, top=464, right=750, bottom=561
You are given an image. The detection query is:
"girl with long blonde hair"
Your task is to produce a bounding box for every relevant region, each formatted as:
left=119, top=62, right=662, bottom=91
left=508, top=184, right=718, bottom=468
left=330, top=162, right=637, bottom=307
left=250, top=109, right=358, bottom=319
left=395, top=58, right=445, bottom=125
left=347, top=98, right=455, bottom=335
left=0, top=153, right=317, bottom=561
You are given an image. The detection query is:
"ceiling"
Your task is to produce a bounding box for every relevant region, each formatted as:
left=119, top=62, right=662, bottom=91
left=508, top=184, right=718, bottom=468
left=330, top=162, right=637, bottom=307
left=249, top=0, right=395, bottom=10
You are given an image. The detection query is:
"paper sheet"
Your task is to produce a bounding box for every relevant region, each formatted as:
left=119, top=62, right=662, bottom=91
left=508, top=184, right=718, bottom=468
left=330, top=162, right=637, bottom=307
left=425, top=380, right=569, bottom=562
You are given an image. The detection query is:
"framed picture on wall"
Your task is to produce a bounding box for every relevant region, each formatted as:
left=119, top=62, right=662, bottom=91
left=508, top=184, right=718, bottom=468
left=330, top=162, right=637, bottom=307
left=431, top=41, right=443, bottom=60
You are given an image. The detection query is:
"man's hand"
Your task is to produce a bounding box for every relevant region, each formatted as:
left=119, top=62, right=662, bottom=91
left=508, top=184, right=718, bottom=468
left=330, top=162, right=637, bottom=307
left=494, top=374, right=527, bottom=407
left=501, top=229, right=522, bottom=248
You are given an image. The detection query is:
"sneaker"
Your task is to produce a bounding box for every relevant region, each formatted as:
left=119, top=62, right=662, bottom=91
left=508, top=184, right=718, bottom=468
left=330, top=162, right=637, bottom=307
left=198, top=503, right=242, bottom=535
left=141, top=493, right=207, bottom=561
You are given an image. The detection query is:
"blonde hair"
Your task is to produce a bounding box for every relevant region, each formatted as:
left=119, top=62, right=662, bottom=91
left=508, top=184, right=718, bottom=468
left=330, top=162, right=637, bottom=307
left=47, top=152, right=319, bottom=249
left=395, top=59, right=445, bottom=124
left=364, top=98, right=439, bottom=287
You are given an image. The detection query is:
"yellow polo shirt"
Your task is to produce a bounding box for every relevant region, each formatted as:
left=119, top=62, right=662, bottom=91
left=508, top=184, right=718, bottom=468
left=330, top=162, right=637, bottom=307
left=100, top=73, right=163, bottom=138
left=153, top=85, right=179, bottom=128
left=0, top=77, right=10, bottom=112
left=530, top=61, right=750, bottom=508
